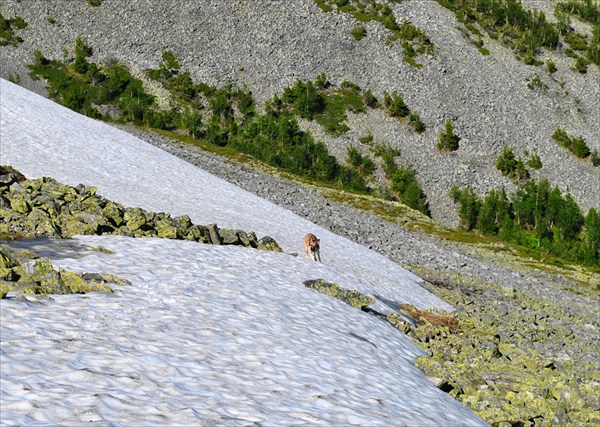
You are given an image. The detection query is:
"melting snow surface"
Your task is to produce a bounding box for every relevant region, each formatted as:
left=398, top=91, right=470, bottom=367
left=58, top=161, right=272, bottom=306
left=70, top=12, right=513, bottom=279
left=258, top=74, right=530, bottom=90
left=0, top=79, right=487, bottom=426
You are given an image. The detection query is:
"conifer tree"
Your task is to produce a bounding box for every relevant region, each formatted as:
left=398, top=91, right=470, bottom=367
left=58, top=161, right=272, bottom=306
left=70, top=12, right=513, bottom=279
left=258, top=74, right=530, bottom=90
left=437, top=120, right=460, bottom=152
left=584, top=208, right=600, bottom=255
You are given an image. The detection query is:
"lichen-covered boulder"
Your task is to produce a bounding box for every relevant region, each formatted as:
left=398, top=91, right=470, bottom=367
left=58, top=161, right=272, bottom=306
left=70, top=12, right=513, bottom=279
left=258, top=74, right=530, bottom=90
left=10, top=193, right=30, bottom=214
left=304, top=279, right=375, bottom=308
left=124, top=207, right=147, bottom=232
left=102, top=201, right=125, bottom=227
left=1, top=281, right=11, bottom=299
left=1, top=166, right=283, bottom=256
left=15, top=258, right=70, bottom=295
left=27, top=207, right=62, bottom=237
left=220, top=228, right=241, bottom=245
left=257, top=236, right=283, bottom=252
left=206, top=223, right=222, bottom=245
left=61, top=216, right=98, bottom=237
left=186, top=224, right=209, bottom=243
left=154, top=218, right=178, bottom=239
left=387, top=312, right=413, bottom=333
left=59, top=269, right=112, bottom=294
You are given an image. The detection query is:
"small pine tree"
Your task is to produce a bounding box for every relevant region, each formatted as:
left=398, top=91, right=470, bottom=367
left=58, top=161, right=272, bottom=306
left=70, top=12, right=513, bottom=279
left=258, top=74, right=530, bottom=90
left=450, top=186, right=480, bottom=230
left=384, top=90, right=409, bottom=118
left=552, top=127, right=571, bottom=147
left=584, top=208, right=600, bottom=255
left=409, top=112, right=425, bottom=133
left=513, top=157, right=530, bottom=183
left=497, top=146, right=517, bottom=176
left=571, top=136, right=590, bottom=158
left=528, top=153, right=543, bottom=169
left=73, top=36, right=92, bottom=74
left=437, top=120, right=460, bottom=152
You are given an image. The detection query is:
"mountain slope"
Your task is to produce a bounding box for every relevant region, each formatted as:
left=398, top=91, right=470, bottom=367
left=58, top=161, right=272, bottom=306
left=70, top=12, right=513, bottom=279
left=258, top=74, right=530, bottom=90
left=1, top=0, right=598, bottom=226
left=1, top=78, right=490, bottom=426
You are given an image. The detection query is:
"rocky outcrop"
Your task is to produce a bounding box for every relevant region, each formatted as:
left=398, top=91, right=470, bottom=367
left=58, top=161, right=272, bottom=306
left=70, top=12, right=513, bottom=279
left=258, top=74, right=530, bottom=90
left=304, top=279, right=375, bottom=308
left=0, top=166, right=282, bottom=252
left=305, top=275, right=600, bottom=426
left=0, top=243, right=129, bottom=298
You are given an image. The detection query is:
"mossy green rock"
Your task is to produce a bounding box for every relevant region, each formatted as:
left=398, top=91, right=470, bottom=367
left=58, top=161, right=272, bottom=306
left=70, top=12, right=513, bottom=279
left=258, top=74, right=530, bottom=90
left=15, top=258, right=70, bottom=294
left=1, top=166, right=282, bottom=255
left=10, top=193, right=30, bottom=214
left=257, top=236, right=283, bottom=252
left=59, top=269, right=112, bottom=294
left=1, top=281, right=11, bottom=298
left=27, top=207, right=62, bottom=237
left=387, top=312, right=413, bottom=333
left=124, top=207, right=147, bottom=232
left=155, top=218, right=178, bottom=239
left=220, top=228, right=241, bottom=245
left=102, top=201, right=124, bottom=226
left=61, top=216, right=98, bottom=236
left=304, top=279, right=375, bottom=308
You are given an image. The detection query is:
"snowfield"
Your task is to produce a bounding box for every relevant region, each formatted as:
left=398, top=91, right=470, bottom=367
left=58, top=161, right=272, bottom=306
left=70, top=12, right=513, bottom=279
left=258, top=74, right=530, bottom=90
left=0, top=79, right=487, bottom=426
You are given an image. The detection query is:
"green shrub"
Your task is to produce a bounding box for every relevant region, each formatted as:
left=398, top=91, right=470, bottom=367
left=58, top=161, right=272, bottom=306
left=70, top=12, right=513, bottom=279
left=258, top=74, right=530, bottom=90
left=409, top=112, right=426, bottom=133
left=374, top=143, right=400, bottom=177
left=351, top=24, right=367, bottom=40
left=552, top=128, right=591, bottom=158
left=434, top=0, right=562, bottom=66
left=527, top=75, right=548, bottom=90
left=182, top=110, right=204, bottom=138
left=28, top=41, right=156, bottom=125
left=282, top=80, right=325, bottom=120
left=383, top=90, right=409, bottom=118
left=496, top=146, right=530, bottom=182
left=346, top=145, right=375, bottom=176
left=1, top=12, right=27, bottom=46
left=437, top=120, right=460, bottom=152
left=528, top=153, right=543, bottom=170
left=359, top=133, right=373, bottom=144
left=573, top=56, right=589, bottom=73
left=450, top=186, right=480, bottom=230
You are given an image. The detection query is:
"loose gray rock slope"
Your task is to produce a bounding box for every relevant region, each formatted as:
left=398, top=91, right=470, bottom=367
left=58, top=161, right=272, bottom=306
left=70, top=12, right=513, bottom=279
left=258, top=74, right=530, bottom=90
left=1, top=0, right=598, bottom=226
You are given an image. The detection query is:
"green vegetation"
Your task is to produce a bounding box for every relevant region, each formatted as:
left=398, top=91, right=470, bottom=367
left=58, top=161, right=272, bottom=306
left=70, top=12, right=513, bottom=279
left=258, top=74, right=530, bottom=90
left=552, top=127, right=591, bottom=159
left=29, top=38, right=155, bottom=122
left=527, top=74, right=548, bottom=90
left=313, top=0, right=434, bottom=67
left=346, top=145, right=376, bottom=177
left=591, top=148, right=600, bottom=166
left=437, top=119, right=460, bottom=151
left=496, top=146, right=529, bottom=183
left=87, top=0, right=103, bottom=6
left=527, top=152, right=543, bottom=170
left=0, top=12, right=27, bottom=46
left=28, top=43, right=370, bottom=193
left=382, top=90, right=426, bottom=132
left=374, top=144, right=430, bottom=216
left=281, top=76, right=369, bottom=136
left=451, top=179, right=600, bottom=267
left=556, top=0, right=600, bottom=67
left=351, top=23, right=367, bottom=40
left=435, top=0, right=600, bottom=70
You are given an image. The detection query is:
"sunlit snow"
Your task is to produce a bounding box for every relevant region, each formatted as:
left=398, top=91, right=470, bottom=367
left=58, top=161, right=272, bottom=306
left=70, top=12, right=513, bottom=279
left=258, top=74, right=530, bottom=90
left=0, top=79, right=486, bottom=426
